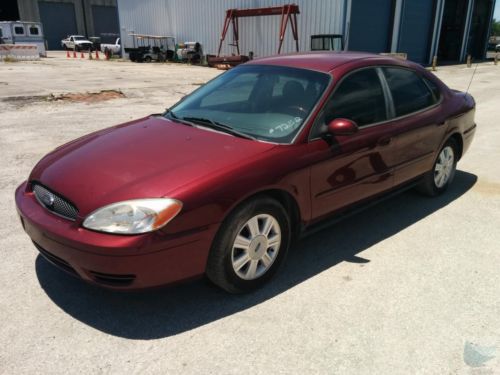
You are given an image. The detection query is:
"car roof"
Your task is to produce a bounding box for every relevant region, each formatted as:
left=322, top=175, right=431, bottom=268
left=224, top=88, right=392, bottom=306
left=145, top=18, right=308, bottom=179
left=245, top=51, right=410, bottom=73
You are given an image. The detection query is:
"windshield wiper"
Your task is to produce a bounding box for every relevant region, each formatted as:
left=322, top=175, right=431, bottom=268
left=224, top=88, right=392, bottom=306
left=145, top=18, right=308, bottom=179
left=164, top=109, right=195, bottom=127
left=182, top=116, right=256, bottom=140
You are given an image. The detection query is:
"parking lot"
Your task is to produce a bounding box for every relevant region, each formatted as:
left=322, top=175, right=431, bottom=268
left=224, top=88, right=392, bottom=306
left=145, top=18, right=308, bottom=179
left=1, top=52, right=499, bottom=374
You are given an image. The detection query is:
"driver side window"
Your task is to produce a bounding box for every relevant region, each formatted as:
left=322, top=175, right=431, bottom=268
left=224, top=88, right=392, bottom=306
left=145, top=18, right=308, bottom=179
left=311, top=68, right=387, bottom=138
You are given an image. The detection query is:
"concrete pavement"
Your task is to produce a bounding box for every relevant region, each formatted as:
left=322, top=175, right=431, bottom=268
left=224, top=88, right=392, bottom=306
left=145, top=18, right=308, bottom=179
left=0, top=52, right=499, bottom=374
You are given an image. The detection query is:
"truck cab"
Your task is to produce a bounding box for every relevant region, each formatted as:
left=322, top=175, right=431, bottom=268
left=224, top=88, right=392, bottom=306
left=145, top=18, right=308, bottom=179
left=61, top=35, right=92, bottom=51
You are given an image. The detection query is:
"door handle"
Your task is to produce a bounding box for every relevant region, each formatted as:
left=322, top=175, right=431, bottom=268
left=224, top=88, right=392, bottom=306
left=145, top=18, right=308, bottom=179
left=377, top=137, right=392, bottom=147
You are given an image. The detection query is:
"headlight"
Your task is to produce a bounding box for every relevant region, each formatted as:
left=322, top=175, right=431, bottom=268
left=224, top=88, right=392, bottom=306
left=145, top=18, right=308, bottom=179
left=83, top=198, right=182, bottom=234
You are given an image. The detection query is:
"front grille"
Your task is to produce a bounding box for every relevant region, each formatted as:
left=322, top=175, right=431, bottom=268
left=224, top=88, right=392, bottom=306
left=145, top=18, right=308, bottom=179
left=34, top=242, right=79, bottom=277
left=32, top=183, right=78, bottom=221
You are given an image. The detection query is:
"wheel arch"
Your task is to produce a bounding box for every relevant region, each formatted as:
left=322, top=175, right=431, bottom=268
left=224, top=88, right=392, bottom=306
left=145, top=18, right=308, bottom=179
left=223, top=188, right=303, bottom=240
left=448, top=132, right=464, bottom=161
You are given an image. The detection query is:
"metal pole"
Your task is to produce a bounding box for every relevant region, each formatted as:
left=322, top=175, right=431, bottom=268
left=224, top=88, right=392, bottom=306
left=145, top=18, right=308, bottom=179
left=217, top=10, right=232, bottom=57
left=80, top=0, right=89, bottom=37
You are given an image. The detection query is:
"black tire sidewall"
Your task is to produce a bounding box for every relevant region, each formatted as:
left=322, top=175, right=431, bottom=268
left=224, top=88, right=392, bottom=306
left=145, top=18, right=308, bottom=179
left=208, top=198, right=291, bottom=293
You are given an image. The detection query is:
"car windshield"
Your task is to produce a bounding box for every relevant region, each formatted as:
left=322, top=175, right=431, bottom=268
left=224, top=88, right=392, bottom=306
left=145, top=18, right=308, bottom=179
left=74, top=36, right=86, bottom=41
left=168, top=65, right=330, bottom=143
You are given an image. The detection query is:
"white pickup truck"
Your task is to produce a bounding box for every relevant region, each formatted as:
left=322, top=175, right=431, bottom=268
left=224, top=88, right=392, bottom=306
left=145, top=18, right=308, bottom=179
left=61, top=35, right=93, bottom=51
left=100, top=38, right=121, bottom=55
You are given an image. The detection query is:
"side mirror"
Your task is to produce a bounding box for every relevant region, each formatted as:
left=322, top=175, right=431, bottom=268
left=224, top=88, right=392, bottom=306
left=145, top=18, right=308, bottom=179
left=327, top=118, right=359, bottom=136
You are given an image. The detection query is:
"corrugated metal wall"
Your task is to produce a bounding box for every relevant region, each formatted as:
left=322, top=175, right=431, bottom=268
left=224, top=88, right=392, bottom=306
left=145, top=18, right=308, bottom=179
left=18, top=0, right=117, bottom=40
left=117, top=0, right=345, bottom=57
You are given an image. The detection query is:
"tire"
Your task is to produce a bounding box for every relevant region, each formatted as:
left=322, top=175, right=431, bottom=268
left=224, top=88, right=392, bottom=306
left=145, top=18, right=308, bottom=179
left=416, top=138, right=458, bottom=196
left=144, top=56, right=152, bottom=63
left=206, top=197, right=291, bottom=293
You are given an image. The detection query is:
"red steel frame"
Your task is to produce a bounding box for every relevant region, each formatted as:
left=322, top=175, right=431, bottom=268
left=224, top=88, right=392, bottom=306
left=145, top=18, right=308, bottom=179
left=216, top=4, right=300, bottom=57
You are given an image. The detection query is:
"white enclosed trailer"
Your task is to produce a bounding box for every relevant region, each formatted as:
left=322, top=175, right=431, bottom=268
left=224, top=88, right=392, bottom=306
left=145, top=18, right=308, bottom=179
left=0, top=21, right=47, bottom=57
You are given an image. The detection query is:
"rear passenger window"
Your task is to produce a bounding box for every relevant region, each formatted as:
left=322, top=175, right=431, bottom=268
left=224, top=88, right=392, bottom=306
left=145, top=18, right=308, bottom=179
left=383, top=68, right=435, bottom=117
left=423, top=77, right=441, bottom=102
left=325, top=68, right=387, bottom=127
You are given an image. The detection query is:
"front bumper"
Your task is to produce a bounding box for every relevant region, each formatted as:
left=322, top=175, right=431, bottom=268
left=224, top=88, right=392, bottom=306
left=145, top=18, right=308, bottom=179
left=15, top=181, right=217, bottom=290
left=77, top=43, right=92, bottom=49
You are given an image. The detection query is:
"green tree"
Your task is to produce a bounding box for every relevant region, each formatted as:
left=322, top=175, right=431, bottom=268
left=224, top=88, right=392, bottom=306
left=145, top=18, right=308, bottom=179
left=491, top=18, right=500, bottom=36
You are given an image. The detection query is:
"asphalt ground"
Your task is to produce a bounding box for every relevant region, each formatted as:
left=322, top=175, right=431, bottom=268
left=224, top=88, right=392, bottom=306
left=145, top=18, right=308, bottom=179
left=1, top=52, right=499, bottom=374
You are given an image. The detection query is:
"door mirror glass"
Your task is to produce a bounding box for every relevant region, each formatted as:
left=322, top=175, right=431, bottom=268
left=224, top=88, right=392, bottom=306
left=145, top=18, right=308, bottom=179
left=327, top=118, right=358, bottom=136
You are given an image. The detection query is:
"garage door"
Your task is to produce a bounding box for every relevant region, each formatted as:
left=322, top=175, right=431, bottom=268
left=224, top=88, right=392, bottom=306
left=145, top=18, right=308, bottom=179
left=39, top=2, right=77, bottom=50
left=91, top=5, right=119, bottom=42
left=398, top=0, right=435, bottom=64
left=348, top=0, right=395, bottom=53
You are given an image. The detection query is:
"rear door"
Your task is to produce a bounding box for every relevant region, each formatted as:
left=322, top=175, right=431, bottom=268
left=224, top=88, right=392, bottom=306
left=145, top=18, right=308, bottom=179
left=1, top=24, right=13, bottom=43
left=308, top=67, right=398, bottom=220
left=380, top=67, right=446, bottom=185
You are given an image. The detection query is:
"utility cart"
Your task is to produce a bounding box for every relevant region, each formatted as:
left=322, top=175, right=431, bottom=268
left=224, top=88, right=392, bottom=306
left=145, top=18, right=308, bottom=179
left=125, top=33, right=175, bottom=63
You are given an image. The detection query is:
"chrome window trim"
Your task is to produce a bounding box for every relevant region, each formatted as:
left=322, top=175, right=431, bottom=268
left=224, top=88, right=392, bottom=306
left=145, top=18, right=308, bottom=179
left=308, top=64, right=444, bottom=142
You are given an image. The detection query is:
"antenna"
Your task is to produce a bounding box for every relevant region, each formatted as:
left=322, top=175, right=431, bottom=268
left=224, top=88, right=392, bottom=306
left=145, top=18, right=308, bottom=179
left=465, top=63, right=479, bottom=95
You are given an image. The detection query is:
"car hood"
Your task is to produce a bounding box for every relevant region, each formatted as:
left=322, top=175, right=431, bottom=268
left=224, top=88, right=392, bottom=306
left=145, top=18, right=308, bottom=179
left=29, top=116, right=276, bottom=216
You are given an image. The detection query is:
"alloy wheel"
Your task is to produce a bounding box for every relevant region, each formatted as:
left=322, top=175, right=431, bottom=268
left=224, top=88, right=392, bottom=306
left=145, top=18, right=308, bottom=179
left=231, top=214, right=281, bottom=280
left=434, top=146, right=455, bottom=188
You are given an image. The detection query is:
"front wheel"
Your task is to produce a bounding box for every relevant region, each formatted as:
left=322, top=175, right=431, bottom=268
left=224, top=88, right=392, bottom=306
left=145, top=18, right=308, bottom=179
left=416, top=139, right=457, bottom=196
left=206, top=197, right=291, bottom=293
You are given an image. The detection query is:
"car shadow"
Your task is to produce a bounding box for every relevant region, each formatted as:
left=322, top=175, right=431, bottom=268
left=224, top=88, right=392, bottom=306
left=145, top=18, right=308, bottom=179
left=35, top=170, right=477, bottom=339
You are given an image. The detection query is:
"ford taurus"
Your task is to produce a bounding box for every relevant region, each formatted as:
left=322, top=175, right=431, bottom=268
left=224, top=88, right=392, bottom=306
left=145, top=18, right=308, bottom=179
left=15, top=52, right=476, bottom=293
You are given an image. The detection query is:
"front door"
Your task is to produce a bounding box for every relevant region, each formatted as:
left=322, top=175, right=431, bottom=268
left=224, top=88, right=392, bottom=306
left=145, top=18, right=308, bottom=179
left=308, top=68, right=397, bottom=221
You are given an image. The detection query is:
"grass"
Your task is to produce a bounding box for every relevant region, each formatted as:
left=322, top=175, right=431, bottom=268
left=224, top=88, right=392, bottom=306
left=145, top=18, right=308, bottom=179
left=2, top=56, right=18, bottom=63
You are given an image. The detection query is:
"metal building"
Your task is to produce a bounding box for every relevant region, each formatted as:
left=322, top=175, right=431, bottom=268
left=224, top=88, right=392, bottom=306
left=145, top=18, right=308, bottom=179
left=117, top=0, right=496, bottom=65
left=15, top=0, right=119, bottom=49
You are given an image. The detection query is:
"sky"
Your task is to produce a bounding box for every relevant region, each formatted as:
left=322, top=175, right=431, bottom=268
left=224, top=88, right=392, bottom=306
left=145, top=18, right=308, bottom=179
left=495, top=1, right=500, bottom=20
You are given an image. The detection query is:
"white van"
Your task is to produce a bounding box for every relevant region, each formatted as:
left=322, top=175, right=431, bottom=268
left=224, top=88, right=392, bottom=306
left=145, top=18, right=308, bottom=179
left=0, top=21, right=46, bottom=57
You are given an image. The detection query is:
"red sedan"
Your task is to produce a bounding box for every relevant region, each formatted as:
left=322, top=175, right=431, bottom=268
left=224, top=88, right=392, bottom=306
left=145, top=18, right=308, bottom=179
left=15, top=52, right=476, bottom=293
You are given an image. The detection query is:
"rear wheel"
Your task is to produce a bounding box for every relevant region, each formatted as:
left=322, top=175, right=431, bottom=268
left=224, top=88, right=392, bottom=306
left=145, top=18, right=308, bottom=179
left=144, top=56, right=152, bottom=63
left=417, top=139, right=457, bottom=196
left=206, top=197, right=291, bottom=293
